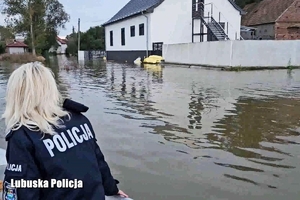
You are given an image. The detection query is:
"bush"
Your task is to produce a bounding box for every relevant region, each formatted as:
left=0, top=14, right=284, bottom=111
left=0, top=53, right=45, bottom=63
left=66, top=41, right=78, bottom=56
left=0, top=43, right=5, bottom=54
left=48, top=51, right=57, bottom=56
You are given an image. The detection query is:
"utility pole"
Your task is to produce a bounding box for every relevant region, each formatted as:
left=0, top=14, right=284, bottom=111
left=78, top=18, right=80, bottom=52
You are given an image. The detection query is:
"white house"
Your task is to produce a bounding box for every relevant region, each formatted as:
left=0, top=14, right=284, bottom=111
left=49, top=36, right=68, bottom=54
left=6, top=40, right=28, bottom=54
left=102, top=0, right=246, bottom=62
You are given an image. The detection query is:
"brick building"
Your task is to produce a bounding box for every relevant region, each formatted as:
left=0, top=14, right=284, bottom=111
left=241, top=0, right=300, bottom=40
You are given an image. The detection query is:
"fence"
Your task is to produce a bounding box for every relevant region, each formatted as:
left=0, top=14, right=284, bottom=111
left=78, top=50, right=106, bottom=61
left=163, top=40, right=300, bottom=68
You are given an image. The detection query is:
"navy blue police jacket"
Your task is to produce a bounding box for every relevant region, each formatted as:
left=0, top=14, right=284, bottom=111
left=2, top=99, right=119, bottom=200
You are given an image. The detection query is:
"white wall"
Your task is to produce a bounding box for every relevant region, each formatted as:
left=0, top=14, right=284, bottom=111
left=56, top=40, right=67, bottom=54
left=205, top=0, right=241, bottom=40
left=105, top=14, right=152, bottom=51
left=151, top=0, right=192, bottom=44
left=163, top=41, right=232, bottom=66
left=163, top=40, right=300, bottom=67
left=57, top=44, right=67, bottom=54
left=8, top=47, right=25, bottom=54
left=78, top=50, right=85, bottom=61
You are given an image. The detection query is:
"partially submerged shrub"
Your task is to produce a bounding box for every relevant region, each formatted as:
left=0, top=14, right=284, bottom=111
left=0, top=53, right=45, bottom=63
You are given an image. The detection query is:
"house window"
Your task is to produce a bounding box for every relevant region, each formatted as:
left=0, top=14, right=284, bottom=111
left=110, top=31, right=113, bottom=46
left=130, top=26, right=135, bottom=37
left=139, top=23, right=144, bottom=36
left=121, top=28, right=125, bottom=46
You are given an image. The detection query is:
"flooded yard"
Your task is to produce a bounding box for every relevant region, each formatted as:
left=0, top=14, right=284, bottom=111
left=0, top=56, right=300, bottom=200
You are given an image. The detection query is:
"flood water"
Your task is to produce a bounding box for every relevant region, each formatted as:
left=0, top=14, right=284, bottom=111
left=0, top=55, right=300, bottom=200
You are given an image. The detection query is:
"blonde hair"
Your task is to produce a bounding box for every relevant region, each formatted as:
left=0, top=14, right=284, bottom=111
left=2, top=62, right=70, bottom=135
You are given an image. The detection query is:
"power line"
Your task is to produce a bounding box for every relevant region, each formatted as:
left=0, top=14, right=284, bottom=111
left=90, top=20, right=105, bottom=23
left=77, top=18, right=107, bottom=23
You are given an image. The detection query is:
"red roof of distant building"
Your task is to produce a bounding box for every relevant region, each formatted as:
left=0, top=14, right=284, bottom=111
left=56, top=36, right=67, bottom=44
left=6, top=41, right=28, bottom=48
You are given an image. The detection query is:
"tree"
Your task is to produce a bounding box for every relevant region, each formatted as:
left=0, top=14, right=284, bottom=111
left=0, top=26, right=14, bottom=55
left=2, top=0, right=70, bottom=56
left=78, top=26, right=105, bottom=50
left=65, top=26, right=105, bottom=56
left=0, top=25, right=14, bottom=41
left=65, top=32, right=78, bottom=55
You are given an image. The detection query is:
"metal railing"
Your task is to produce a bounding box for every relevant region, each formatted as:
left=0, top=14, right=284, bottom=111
left=210, top=16, right=230, bottom=40
left=196, top=2, right=230, bottom=40
left=194, top=1, right=243, bottom=40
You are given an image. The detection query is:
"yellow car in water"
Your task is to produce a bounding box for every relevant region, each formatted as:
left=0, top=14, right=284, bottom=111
left=143, top=55, right=164, bottom=64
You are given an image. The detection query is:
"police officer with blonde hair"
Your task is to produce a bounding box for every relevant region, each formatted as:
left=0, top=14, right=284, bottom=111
left=2, top=62, right=129, bottom=200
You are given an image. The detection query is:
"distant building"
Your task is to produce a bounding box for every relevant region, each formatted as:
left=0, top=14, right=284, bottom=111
left=242, top=0, right=300, bottom=40
left=240, top=26, right=257, bottom=40
left=56, top=36, right=68, bottom=54
left=15, top=35, right=25, bottom=42
left=49, top=36, right=68, bottom=54
left=15, top=38, right=25, bottom=43
left=6, top=40, right=28, bottom=54
left=102, top=0, right=245, bottom=63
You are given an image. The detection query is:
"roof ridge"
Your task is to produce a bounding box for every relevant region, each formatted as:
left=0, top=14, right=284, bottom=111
left=105, top=0, right=133, bottom=24
left=102, top=0, right=163, bottom=26
left=275, top=0, right=297, bottom=22
left=228, top=0, right=246, bottom=14
left=102, top=0, right=245, bottom=26
left=6, top=41, right=28, bottom=47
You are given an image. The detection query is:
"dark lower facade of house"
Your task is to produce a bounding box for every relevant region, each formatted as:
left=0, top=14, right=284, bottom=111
left=107, top=42, right=163, bottom=63
left=106, top=50, right=148, bottom=63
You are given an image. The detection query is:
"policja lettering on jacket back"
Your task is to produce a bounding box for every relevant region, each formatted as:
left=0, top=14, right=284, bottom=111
left=6, top=164, right=21, bottom=172
left=43, top=123, right=94, bottom=157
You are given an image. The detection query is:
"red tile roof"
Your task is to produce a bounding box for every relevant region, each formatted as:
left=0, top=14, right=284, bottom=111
left=242, top=0, right=296, bottom=26
left=56, top=36, right=67, bottom=44
left=6, top=41, right=28, bottom=48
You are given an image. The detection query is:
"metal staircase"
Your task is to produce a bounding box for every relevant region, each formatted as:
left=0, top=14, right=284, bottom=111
left=192, top=1, right=230, bottom=42
left=200, top=16, right=230, bottom=40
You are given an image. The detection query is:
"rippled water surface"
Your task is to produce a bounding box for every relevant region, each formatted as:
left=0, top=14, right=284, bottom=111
left=1, top=55, right=300, bottom=200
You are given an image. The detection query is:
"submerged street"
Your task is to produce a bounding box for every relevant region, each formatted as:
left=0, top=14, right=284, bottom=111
left=0, top=56, right=300, bottom=200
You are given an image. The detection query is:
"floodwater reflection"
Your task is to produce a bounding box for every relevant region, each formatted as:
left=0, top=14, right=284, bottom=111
left=1, top=59, right=300, bottom=200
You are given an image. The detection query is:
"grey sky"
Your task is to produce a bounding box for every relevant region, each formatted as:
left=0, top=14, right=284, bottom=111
left=0, top=0, right=130, bottom=36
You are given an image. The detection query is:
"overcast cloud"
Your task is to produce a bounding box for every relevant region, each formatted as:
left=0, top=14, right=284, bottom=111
left=0, top=0, right=130, bottom=36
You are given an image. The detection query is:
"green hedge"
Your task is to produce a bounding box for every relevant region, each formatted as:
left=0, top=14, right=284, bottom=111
left=0, top=42, right=5, bottom=54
